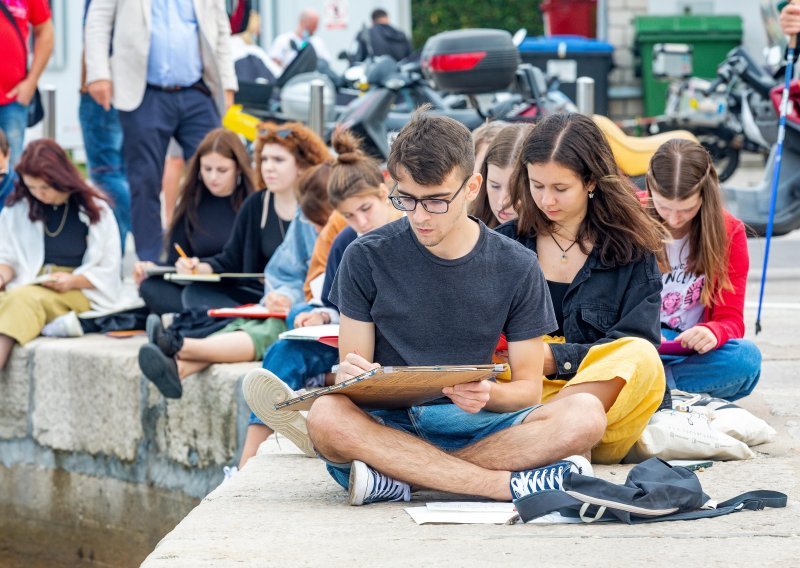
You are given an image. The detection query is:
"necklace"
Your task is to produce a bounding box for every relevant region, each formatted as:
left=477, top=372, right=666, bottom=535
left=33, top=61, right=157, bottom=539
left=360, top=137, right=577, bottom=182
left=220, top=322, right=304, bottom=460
left=550, top=232, right=578, bottom=263
left=44, top=200, right=70, bottom=238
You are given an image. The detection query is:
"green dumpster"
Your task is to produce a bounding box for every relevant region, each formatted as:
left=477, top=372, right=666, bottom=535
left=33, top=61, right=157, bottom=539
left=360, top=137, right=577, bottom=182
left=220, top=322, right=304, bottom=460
left=634, top=15, right=743, bottom=117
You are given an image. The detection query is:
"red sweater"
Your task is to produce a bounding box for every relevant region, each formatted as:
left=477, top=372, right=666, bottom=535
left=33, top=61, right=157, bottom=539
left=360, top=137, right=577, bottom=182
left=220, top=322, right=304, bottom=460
left=698, top=211, right=748, bottom=348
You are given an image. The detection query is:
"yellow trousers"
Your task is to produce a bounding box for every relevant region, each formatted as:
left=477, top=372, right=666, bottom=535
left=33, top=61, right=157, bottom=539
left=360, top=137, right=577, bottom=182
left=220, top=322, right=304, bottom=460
left=542, top=337, right=666, bottom=464
left=0, top=283, right=90, bottom=345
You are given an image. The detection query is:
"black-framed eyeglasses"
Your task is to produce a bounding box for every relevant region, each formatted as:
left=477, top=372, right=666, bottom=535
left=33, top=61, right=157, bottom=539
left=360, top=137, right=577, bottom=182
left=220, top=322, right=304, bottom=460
left=388, top=174, right=471, bottom=214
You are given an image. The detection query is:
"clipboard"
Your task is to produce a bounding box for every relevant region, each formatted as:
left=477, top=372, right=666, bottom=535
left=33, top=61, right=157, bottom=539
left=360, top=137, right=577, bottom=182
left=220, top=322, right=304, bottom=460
left=208, top=304, right=287, bottom=319
left=164, top=272, right=264, bottom=282
left=275, top=364, right=508, bottom=411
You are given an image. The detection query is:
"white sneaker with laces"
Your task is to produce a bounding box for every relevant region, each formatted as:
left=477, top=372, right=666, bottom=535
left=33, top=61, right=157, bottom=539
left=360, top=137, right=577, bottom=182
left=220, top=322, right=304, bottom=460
left=510, top=455, right=593, bottom=500
left=41, top=311, right=84, bottom=338
left=348, top=460, right=411, bottom=506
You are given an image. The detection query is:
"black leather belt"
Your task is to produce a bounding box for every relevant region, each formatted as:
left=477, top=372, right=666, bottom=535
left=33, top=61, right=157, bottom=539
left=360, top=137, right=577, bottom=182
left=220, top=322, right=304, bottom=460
left=147, top=81, right=210, bottom=97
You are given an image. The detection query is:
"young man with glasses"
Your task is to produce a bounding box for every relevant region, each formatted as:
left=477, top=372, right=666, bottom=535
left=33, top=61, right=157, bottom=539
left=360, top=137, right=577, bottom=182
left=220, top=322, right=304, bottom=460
left=245, top=111, right=607, bottom=505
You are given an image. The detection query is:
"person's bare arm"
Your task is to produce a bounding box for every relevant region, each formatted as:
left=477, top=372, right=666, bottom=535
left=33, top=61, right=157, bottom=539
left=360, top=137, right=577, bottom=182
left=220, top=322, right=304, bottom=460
left=335, top=314, right=379, bottom=382
left=445, top=337, right=545, bottom=414
left=6, top=20, right=54, bottom=104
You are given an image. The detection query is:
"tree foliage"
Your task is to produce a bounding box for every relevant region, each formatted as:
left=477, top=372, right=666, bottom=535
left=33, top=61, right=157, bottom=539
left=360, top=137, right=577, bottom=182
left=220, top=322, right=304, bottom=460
left=410, top=0, right=544, bottom=48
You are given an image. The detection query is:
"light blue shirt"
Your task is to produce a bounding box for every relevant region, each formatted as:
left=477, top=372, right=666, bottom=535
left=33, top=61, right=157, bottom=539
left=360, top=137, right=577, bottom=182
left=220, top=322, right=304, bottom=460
left=146, top=0, right=203, bottom=88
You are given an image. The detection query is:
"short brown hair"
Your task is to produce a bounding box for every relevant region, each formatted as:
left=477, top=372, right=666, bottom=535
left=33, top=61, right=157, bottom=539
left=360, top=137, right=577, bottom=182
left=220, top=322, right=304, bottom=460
left=298, top=162, right=334, bottom=227
left=328, top=128, right=384, bottom=207
left=387, top=106, right=474, bottom=185
left=255, top=121, right=331, bottom=187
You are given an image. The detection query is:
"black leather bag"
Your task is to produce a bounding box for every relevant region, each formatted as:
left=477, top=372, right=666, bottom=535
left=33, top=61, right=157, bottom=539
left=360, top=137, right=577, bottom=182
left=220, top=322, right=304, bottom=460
left=0, top=2, right=44, bottom=127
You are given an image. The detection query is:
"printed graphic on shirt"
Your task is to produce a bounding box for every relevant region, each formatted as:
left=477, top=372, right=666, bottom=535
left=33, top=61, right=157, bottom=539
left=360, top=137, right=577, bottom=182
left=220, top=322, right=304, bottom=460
left=3, top=0, right=28, bottom=20
left=661, top=236, right=706, bottom=332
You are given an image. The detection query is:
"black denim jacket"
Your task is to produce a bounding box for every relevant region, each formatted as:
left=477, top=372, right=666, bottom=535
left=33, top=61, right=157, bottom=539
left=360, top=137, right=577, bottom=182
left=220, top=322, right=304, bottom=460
left=496, top=221, right=663, bottom=380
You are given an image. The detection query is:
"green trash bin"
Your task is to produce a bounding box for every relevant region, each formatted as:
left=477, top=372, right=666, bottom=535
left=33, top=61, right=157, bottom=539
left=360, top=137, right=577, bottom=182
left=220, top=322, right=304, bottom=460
left=634, top=15, right=743, bottom=117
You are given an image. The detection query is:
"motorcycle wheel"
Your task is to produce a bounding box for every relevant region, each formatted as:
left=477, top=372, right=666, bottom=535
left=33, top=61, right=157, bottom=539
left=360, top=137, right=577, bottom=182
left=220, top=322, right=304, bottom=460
left=697, top=133, right=740, bottom=182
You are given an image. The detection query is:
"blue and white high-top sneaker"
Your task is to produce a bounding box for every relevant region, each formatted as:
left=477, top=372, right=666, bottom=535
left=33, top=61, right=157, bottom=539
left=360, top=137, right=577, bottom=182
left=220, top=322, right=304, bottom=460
left=348, top=460, right=412, bottom=506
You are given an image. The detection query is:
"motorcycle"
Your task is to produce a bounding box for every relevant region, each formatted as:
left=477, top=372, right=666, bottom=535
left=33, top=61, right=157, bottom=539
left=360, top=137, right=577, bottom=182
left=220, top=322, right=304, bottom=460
left=723, top=80, right=800, bottom=236
left=650, top=46, right=779, bottom=182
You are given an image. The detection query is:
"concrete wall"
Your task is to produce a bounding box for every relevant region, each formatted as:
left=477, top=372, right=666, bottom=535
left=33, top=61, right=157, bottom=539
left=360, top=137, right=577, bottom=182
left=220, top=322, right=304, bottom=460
left=0, top=335, right=257, bottom=566
left=607, top=0, right=648, bottom=119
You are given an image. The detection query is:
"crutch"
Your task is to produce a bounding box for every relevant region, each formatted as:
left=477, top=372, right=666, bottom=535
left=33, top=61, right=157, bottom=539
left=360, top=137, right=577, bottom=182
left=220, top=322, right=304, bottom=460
left=755, top=9, right=797, bottom=334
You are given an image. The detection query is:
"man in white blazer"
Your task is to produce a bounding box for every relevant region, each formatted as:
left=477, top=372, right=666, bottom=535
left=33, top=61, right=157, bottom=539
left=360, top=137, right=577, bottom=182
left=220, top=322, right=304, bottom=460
left=85, top=0, right=238, bottom=262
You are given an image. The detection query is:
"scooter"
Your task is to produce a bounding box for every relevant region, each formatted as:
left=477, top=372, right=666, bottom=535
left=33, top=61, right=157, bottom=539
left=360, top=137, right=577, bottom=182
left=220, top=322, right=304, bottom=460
left=656, top=47, right=779, bottom=181
left=723, top=81, right=800, bottom=236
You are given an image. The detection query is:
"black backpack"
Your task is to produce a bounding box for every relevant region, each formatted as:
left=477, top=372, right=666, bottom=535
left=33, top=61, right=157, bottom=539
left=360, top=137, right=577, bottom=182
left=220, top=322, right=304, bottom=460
left=514, top=458, right=786, bottom=524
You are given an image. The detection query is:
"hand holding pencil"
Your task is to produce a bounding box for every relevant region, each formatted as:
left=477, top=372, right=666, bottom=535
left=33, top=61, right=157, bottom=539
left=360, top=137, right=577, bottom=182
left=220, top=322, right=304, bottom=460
left=173, top=243, right=211, bottom=275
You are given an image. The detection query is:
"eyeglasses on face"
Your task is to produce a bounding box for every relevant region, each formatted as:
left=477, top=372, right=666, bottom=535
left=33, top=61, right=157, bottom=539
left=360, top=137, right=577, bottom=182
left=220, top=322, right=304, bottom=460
left=388, top=174, right=471, bottom=214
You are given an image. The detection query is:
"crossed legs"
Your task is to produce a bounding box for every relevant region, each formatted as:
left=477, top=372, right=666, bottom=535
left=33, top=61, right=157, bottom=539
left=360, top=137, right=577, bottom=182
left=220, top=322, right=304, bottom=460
left=307, top=392, right=607, bottom=501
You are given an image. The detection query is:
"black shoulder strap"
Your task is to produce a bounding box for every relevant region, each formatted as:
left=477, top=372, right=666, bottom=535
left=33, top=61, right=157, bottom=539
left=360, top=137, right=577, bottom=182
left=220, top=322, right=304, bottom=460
left=515, top=489, right=787, bottom=525
left=0, top=2, right=28, bottom=55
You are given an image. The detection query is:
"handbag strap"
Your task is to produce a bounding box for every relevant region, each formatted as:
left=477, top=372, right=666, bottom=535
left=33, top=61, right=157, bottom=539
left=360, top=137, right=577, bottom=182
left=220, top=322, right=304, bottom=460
left=0, top=2, right=29, bottom=61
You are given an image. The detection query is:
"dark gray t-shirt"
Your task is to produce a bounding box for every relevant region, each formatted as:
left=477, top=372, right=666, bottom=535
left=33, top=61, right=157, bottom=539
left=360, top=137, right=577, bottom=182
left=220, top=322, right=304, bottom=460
left=329, top=217, right=557, bottom=366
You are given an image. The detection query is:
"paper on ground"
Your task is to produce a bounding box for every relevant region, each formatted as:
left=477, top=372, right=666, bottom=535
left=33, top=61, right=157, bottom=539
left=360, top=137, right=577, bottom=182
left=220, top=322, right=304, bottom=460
left=405, top=502, right=587, bottom=525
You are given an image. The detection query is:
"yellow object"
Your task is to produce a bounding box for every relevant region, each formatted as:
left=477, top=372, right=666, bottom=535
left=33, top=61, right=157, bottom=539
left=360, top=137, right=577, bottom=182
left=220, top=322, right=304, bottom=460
left=541, top=336, right=665, bottom=464
left=223, top=104, right=261, bottom=142
left=592, top=114, right=698, bottom=177
left=0, top=284, right=90, bottom=345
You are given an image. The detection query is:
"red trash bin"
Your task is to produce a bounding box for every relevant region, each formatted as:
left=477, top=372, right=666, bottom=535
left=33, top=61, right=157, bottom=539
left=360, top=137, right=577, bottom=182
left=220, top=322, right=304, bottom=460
left=540, top=0, right=598, bottom=38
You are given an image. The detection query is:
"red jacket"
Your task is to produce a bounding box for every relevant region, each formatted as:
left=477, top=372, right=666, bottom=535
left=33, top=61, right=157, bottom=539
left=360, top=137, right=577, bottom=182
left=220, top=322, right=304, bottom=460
left=698, top=211, right=748, bottom=348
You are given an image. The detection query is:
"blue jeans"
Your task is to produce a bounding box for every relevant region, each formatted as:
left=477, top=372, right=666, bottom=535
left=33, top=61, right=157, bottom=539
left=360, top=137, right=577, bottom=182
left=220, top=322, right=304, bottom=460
left=248, top=338, right=338, bottom=426
left=118, top=86, right=219, bottom=261
left=0, top=101, right=27, bottom=168
left=660, top=328, right=761, bottom=401
left=324, top=404, right=540, bottom=489
left=79, top=93, right=131, bottom=250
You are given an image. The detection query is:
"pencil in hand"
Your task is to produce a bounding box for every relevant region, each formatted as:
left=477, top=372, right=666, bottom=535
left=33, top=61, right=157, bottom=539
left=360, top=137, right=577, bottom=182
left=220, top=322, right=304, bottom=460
left=174, top=243, right=197, bottom=274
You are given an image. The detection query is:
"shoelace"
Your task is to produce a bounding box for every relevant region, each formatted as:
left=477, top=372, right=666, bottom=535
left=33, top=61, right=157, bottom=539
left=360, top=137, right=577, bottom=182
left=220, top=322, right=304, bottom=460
left=511, top=463, right=569, bottom=498
left=366, top=469, right=408, bottom=503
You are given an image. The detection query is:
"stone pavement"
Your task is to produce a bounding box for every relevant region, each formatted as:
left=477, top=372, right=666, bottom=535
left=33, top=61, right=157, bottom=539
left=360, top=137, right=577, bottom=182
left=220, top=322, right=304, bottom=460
left=141, top=281, right=800, bottom=567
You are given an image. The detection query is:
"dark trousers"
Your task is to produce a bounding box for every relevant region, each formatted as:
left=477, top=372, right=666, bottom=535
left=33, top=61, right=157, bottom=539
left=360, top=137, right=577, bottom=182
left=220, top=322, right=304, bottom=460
left=118, top=87, right=219, bottom=262
left=140, top=278, right=263, bottom=315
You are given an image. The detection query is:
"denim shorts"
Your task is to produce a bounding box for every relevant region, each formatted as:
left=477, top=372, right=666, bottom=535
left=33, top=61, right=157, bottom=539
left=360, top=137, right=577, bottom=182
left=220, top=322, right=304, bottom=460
left=323, top=403, right=542, bottom=489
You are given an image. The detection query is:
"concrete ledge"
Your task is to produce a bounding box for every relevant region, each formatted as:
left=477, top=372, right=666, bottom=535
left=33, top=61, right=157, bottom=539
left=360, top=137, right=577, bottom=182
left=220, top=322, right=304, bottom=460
left=0, top=335, right=258, bottom=495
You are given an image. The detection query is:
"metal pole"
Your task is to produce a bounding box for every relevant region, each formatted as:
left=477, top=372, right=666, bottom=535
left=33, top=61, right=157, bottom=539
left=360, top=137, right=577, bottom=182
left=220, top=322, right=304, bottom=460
left=576, top=77, right=595, bottom=116
left=309, top=79, right=325, bottom=138
left=41, top=85, right=56, bottom=139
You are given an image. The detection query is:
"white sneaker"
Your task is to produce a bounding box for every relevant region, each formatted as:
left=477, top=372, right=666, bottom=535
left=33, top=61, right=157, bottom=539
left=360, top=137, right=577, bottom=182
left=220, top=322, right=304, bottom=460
left=242, top=368, right=316, bottom=458
left=41, top=311, right=84, bottom=338
left=219, top=465, right=239, bottom=488
left=348, top=460, right=411, bottom=506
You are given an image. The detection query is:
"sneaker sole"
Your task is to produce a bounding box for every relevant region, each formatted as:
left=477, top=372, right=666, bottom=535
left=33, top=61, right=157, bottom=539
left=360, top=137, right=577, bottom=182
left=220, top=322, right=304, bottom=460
left=139, top=344, right=182, bottom=399
left=348, top=460, right=369, bottom=506
left=242, top=368, right=316, bottom=458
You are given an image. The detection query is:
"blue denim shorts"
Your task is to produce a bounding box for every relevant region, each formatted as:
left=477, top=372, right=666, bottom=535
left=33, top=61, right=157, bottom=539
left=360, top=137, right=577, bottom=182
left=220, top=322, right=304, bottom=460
left=323, top=403, right=542, bottom=489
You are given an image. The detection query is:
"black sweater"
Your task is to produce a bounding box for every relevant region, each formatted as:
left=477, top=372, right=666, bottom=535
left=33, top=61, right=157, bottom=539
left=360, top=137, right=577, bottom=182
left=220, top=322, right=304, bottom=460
left=165, top=192, right=239, bottom=265
left=204, top=190, right=286, bottom=274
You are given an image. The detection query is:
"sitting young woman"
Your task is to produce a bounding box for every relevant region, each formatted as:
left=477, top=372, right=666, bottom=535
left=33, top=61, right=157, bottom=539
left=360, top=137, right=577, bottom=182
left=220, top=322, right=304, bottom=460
left=469, top=123, right=532, bottom=228
left=496, top=113, right=667, bottom=464
left=172, top=121, right=330, bottom=312
left=134, top=128, right=258, bottom=315
left=237, top=129, right=403, bottom=469
left=138, top=162, right=334, bottom=399
left=0, top=140, right=122, bottom=369
left=646, top=139, right=760, bottom=401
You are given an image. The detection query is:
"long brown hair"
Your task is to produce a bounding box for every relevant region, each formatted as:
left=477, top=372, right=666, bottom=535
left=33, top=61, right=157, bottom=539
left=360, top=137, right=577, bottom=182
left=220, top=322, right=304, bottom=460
left=510, top=113, right=665, bottom=266
left=470, top=123, right=533, bottom=228
left=328, top=128, right=384, bottom=207
left=165, top=128, right=256, bottom=247
left=254, top=121, right=331, bottom=189
left=645, top=139, right=730, bottom=306
left=9, top=139, right=109, bottom=224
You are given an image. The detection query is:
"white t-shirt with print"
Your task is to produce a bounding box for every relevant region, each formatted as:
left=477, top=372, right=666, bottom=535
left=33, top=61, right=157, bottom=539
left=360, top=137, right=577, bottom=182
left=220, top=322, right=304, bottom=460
left=660, top=235, right=706, bottom=332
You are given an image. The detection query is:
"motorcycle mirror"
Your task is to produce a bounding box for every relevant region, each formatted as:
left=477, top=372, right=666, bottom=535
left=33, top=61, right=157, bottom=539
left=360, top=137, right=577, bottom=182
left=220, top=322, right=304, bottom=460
left=512, top=28, right=528, bottom=47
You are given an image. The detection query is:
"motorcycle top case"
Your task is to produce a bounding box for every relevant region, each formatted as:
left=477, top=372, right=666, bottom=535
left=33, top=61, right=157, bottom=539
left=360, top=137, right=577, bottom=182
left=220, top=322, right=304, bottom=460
left=421, top=29, right=520, bottom=94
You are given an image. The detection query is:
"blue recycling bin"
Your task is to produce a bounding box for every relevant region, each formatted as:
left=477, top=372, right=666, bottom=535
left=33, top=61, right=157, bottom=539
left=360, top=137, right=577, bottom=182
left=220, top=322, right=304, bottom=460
left=519, top=35, right=615, bottom=115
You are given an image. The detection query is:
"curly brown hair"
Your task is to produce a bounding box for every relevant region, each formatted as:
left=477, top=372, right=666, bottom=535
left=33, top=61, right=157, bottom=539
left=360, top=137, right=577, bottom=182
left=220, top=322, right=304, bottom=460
left=254, top=121, right=331, bottom=188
